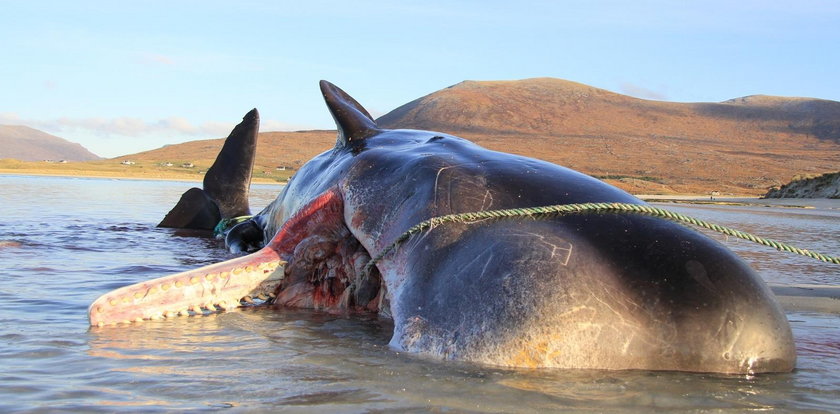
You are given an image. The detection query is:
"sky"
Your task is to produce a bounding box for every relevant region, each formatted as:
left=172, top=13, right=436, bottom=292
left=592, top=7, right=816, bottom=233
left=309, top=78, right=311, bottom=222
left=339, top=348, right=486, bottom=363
left=2, top=1, right=839, bottom=158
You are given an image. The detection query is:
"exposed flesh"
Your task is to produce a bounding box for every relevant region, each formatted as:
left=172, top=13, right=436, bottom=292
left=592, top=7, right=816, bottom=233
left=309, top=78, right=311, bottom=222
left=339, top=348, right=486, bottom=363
left=88, top=187, right=380, bottom=326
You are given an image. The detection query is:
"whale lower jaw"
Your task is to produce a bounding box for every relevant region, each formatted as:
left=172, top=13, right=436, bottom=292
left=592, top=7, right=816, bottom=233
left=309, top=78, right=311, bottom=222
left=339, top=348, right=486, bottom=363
left=88, top=248, right=285, bottom=327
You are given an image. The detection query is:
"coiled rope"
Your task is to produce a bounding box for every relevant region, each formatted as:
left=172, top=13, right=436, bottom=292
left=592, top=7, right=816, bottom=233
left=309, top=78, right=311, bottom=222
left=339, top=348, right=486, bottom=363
left=213, top=215, right=253, bottom=237
left=362, top=202, right=840, bottom=276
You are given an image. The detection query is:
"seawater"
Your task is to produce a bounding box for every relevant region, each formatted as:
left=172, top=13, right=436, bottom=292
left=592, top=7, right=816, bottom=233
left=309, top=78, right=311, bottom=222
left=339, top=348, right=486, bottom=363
left=0, top=174, right=838, bottom=413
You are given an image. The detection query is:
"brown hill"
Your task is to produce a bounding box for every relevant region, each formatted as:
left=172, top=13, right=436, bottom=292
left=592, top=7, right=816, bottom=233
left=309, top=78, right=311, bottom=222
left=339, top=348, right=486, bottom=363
left=113, top=78, right=840, bottom=195
left=0, top=125, right=100, bottom=161
left=378, top=78, right=840, bottom=194
left=113, top=130, right=338, bottom=182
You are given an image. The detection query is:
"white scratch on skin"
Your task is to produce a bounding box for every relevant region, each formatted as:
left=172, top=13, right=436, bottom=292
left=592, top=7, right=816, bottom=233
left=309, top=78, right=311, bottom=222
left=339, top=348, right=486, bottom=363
left=481, top=189, right=494, bottom=211
left=587, top=287, right=666, bottom=351
left=621, top=332, right=636, bottom=355
left=433, top=165, right=457, bottom=209
left=550, top=242, right=573, bottom=266
left=480, top=254, right=493, bottom=279
left=432, top=162, right=485, bottom=211
left=455, top=242, right=499, bottom=276
left=508, top=231, right=574, bottom=267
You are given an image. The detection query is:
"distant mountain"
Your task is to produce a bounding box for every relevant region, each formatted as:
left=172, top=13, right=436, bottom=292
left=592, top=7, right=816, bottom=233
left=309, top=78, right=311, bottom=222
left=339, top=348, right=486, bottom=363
left=117, top=78, right=840, bottom=195
left=376, top=78, right=840, bottom=194
left=379, top=79, right=840, bottom=143
left=0, top=125, right=100, bottom=161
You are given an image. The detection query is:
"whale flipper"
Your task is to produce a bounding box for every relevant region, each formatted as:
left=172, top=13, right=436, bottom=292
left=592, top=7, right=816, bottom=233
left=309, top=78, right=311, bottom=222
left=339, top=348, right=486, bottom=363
left=158, top=109, right=259, bottom=230
left=157, top=187, right=221, bottom=230
left=203, top=108, right=259, bottom=218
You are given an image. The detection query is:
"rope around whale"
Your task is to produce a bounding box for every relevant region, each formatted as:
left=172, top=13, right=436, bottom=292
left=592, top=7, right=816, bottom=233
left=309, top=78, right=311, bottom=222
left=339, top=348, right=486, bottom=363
left=361, top=202, right=840, bottom=277
left=214, top=215, right=253, bottom=237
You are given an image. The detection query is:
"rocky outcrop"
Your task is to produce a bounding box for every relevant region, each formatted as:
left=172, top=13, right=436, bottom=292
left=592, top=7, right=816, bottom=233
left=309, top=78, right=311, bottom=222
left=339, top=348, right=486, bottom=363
left=763, top=172, right=840, bottom=198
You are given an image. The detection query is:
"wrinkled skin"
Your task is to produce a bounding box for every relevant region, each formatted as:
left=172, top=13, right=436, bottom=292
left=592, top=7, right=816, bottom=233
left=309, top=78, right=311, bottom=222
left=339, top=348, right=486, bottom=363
left=90, top=81, right=796, bottom=374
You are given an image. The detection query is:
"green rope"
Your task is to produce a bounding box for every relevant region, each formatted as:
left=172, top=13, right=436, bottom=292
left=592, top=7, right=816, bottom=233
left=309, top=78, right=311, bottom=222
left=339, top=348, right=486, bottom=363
left=362, top=202, right=840, bottom=276
left=213, top=215, right=253, bottom=237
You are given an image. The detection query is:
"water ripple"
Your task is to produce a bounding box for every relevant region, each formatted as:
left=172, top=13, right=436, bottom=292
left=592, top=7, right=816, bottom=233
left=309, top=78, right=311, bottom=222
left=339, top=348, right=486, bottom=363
left=1, top=176, right=838, bottom=412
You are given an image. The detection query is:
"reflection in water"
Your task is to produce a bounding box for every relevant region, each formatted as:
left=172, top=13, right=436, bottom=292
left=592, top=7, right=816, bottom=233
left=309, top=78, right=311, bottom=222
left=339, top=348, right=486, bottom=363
left=0, top=176, right=839, bottom=412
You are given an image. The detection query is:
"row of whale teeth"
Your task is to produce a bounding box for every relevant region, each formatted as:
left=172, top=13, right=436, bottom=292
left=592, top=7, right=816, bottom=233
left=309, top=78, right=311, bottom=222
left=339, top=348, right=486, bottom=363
left=118, top=293, right=279, bottom=323
left=90, top=259, right=285, bottom=327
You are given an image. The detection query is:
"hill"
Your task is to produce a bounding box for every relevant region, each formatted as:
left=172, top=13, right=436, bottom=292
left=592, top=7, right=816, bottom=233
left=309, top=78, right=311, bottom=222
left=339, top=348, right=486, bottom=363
left=377, top=78, right=840, bottom=194
left=111, top=130, right=337, bottom=182
left=0, top=125, right=100, bottom=161
left=763, top=171, right=840, bottom=199
left=105, top=78, right=840, bottom=194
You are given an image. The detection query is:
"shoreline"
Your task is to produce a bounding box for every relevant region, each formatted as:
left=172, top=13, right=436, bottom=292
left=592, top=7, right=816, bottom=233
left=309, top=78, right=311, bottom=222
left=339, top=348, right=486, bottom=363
left=636, top=194, right=838, bottom=209
left=3, top=170, right=835, bottom=207
left=0, top=169, right=284, bottom=185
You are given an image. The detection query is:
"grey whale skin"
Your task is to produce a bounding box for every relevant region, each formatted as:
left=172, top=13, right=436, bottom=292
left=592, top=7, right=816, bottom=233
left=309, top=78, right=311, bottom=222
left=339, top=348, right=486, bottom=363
left=91, top=81, right=795, bottom=374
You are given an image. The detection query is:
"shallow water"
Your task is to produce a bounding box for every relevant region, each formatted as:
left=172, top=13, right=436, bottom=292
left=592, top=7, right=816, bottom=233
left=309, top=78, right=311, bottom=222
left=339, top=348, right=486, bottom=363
left=0, top=175, right=838, bottom=412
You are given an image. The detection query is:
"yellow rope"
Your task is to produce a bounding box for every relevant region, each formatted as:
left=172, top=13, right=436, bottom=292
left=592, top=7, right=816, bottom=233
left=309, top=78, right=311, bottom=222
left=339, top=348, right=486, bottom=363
left=363, top=202, right=839, bottom=276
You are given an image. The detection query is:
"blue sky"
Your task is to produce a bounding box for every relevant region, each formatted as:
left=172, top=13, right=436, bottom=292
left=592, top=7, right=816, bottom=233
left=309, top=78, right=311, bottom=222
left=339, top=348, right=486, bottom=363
left=2, top=1, right=839, bottom=158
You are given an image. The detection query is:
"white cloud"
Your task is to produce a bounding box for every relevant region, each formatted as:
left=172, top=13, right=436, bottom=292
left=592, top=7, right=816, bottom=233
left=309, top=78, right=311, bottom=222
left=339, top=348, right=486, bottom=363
left=1, top=113, right=309, bottom=139
left=0, top=113, right=22, bottom=123
left=619, top=83, right=668, bottom=101
left=1, top=112, right=316, bottom=158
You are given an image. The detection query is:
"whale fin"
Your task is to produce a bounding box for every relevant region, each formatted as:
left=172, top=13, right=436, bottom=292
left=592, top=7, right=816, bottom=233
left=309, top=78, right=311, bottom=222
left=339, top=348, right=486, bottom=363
left=158, top=187, right=221, bottom=230
left=320, top=80, right=379, bottom=146
left=203, top=108, right=259, bottom=218
left=159, top=109, right=259, bottom=230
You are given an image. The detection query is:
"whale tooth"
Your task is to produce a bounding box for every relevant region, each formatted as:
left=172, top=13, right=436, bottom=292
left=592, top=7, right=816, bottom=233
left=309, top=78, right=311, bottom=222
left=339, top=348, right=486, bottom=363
left=88, top=246, right=288, bottom=327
